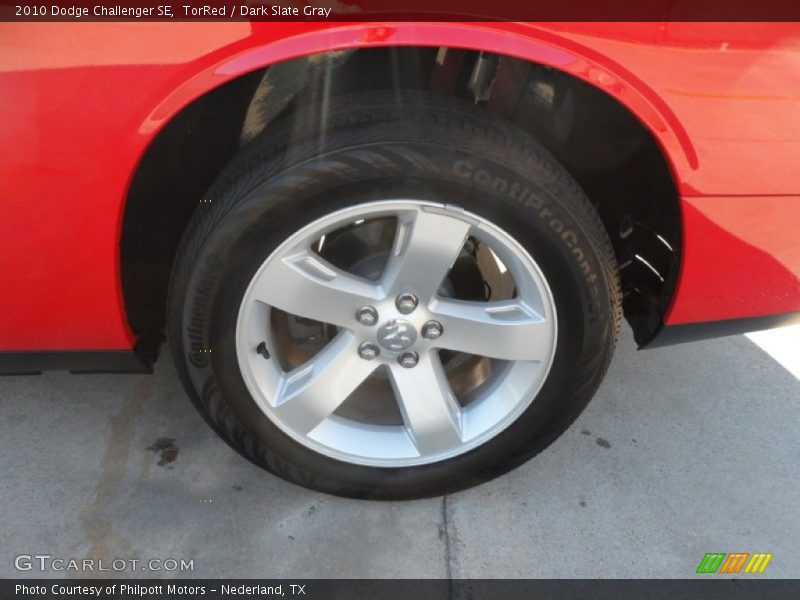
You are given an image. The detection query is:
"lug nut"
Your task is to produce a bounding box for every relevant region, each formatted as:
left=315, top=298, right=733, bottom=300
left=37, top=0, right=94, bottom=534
left=358, top=342, right=379, bottom=361
left=421, top=320, right=443, bottom=340
left=398, top=351, right=419, bottom=368
left=395, top=293, right=418, bottom=314
left=355, top=306, right=378, bottom=326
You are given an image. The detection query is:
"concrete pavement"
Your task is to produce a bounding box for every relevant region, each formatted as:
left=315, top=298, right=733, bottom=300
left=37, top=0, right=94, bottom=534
left=1, top=325, right=798, bottom=578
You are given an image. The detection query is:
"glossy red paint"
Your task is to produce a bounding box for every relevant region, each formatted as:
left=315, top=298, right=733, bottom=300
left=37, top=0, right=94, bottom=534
left=0, top=22, right=798, bottom=351
left=667, top=194, right=800, bottom=324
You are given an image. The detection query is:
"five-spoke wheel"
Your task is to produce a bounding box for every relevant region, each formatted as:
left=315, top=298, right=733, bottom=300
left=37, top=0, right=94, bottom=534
left=236, top=201, right=557, bottom=466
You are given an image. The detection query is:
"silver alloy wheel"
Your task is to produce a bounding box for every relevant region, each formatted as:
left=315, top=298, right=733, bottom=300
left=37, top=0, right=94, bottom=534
left=235, top=200, right=557, bottom=467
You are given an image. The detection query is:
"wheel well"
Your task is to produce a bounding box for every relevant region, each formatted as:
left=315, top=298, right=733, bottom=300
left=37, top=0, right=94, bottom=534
left=121, top=46, right=681, bottom=362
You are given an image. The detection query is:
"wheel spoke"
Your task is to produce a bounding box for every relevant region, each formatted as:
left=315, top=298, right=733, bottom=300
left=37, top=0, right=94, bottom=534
left=251, top=248, right=382, bottom=327
left=431, top=299, right=553, bottom=362
left=389, top=351, right=463, bottom=456
left=381, top=209, right=472, bottom=299
left=272, top=332, right=377, bottom=434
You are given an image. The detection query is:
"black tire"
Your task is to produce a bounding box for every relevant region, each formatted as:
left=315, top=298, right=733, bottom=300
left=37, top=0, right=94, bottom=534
left=168, top=91, right=621, bottom=499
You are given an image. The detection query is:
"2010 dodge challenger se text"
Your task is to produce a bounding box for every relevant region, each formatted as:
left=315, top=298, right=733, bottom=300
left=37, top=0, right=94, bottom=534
left=1, top=18, right=799, bottom=499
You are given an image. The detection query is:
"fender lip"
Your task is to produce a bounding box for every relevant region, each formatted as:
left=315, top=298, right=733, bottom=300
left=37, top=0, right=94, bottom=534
left=139, top=23, right=692, bottom=185
left=641, top=311, right=800, bottom=349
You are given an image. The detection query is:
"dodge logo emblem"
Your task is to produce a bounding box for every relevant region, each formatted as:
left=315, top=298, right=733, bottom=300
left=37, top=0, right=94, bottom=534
left=377, top=319, right=417, bottom=351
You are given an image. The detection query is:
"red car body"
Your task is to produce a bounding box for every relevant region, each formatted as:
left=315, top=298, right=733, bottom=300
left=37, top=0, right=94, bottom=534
left=1, top=21, right=799, bottom=370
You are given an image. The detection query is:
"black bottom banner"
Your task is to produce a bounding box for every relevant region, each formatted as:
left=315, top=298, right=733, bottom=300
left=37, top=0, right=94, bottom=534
left=4, top=579, right=800, bottom=600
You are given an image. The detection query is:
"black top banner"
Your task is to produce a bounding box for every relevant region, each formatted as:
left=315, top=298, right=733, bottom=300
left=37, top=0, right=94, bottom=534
left=3, top=0, right=800, bottom=21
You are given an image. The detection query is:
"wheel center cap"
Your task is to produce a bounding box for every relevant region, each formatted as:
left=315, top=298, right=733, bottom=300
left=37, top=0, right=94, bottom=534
left=377, top=319, right=417, bottom=352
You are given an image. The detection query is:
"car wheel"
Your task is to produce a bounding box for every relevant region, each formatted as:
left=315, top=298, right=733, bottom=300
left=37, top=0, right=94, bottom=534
left=168, top=91, right=621, bottom=499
